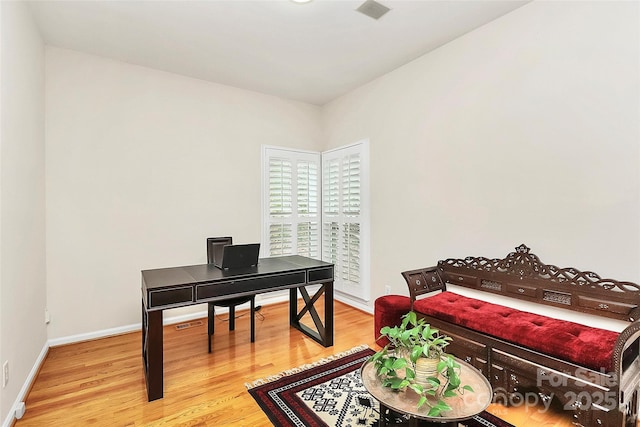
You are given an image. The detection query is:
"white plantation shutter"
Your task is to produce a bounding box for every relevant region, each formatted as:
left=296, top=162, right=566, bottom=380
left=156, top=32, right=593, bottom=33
left=322, top=141, right=369, bottom=302
left=262, top=147, right=320, bottom=258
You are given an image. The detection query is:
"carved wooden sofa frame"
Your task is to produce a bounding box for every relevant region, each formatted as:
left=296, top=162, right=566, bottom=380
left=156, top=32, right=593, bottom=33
left=400, top=244, right=640, bottom=427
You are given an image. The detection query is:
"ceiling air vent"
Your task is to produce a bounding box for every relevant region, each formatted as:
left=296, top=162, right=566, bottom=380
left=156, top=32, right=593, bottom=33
left=356, top=0, right=391, bottom=20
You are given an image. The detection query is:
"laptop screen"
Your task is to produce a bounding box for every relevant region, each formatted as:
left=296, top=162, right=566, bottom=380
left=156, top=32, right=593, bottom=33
left=220, top=243, right=260, bottom=270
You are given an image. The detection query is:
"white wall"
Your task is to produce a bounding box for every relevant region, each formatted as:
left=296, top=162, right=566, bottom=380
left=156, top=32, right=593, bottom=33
left=322, top=1, right=640, bottom=314
left=0, top=1, right=46, bottom=424
left=45, top=47, right=323, bottom=339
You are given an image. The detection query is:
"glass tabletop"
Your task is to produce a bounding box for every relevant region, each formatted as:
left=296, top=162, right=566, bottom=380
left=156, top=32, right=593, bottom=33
left=360, top=355, right=492, bottom=423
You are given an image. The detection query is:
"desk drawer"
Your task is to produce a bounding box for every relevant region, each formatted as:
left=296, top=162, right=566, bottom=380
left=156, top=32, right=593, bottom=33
left=196, top=271, right=306, bottom=301
left=149, top=286, right=194, bottom=309
left=308, top=267, right=333, bottom=283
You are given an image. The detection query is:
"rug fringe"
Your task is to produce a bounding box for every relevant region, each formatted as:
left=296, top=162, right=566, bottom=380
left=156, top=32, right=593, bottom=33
left=244, top=344, right=370, bottom=390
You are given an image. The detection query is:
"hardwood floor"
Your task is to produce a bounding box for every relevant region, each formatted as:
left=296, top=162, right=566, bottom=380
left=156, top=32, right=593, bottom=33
left=15, top=301, right=577, bottom=426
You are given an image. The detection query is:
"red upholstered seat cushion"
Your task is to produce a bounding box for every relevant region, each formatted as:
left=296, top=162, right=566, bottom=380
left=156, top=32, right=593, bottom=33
left=413, top=291, right=619, bottom=371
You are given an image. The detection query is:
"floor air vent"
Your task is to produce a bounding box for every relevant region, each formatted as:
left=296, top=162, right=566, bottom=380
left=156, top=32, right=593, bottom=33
left=175, top=320, right=203, bottom=330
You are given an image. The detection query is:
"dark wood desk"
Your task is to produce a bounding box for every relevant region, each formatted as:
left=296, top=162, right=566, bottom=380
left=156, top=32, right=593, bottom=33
left=141, top=255, right=334, bottom=401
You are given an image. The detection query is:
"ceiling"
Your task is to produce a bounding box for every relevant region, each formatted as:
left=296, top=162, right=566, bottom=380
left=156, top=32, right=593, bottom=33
left=27, top=0, right=529, bottom=106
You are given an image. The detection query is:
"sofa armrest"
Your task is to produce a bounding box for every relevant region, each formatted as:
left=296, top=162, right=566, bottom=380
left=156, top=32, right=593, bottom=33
left=614, top=321, right=640, bottom=402
left=401, top=266, right=446, bottom=309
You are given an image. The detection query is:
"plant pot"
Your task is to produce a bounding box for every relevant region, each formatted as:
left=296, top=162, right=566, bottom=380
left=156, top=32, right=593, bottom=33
left=414, top=357, right=439, bottom=387
left=391, top=347, right=411, bottom=367
left=396, top=347, right=410, bottom=359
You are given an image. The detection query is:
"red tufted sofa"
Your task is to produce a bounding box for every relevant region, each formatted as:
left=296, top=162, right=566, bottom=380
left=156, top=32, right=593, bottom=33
left=374, top=245, right=640, bottom=427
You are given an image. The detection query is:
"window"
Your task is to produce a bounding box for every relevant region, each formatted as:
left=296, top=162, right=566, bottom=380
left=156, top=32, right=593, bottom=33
left=262, top=147, right=320, bottom=258
left=261, top=141, right=370, bottom=303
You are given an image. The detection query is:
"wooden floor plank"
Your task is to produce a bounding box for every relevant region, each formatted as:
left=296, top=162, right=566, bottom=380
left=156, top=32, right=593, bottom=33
left=14, top=300, right=579, bottom=426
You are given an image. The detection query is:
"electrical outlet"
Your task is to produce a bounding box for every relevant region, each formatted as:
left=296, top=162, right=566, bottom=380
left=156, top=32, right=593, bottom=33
left=3, top=361, right=8, bottom=388
left=384, top=285, right=391, bottom=295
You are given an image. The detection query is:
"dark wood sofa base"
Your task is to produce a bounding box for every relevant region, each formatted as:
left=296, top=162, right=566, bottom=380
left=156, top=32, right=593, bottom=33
left=416, top=309, right=640, bottom=426
left=393, top=244, right=640, bottom=427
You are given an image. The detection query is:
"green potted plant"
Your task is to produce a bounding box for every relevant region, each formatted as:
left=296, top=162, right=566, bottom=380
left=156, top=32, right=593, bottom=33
left=371, top=311, right=473, bottom=417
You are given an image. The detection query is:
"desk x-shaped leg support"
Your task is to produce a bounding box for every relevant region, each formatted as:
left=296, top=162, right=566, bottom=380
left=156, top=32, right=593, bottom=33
left=289, top=281, right=334, bottom=347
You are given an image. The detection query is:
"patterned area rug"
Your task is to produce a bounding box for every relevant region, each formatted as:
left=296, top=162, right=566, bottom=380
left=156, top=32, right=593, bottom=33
left=246, top=345, right=514, bottom=427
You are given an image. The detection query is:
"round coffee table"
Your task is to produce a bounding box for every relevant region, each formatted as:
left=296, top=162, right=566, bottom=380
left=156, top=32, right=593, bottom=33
left=360, top=356, right=492, bottom=426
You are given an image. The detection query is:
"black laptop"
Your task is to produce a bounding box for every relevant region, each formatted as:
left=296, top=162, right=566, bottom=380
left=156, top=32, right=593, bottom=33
left=216, top=243, right=260, bottom=270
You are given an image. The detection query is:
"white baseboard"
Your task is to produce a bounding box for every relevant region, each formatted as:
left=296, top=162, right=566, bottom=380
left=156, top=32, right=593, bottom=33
left=335, top=292, right=374, bottom=314
left=48, top=292, right=293, bottom=348
left=47, top=309, right=209, bottom=347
